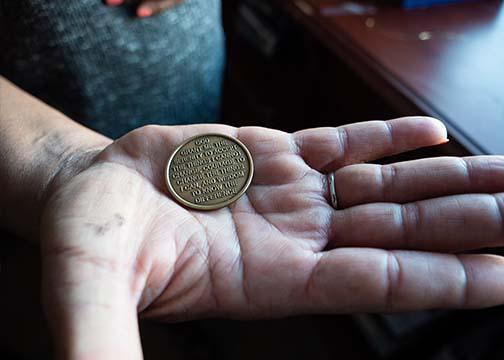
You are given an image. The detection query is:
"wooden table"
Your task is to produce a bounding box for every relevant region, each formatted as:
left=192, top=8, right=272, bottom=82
left=274, top=0, right=504, bottom=154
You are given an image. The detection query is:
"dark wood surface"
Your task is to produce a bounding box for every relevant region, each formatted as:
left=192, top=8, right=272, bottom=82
left=274, top=0, right=504, bottom=155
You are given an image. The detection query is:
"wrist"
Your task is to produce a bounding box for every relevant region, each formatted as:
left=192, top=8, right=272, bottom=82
left=23, top=136, right=111, bottom=242
left=40, top=145, right=108, bottom=217
left=0, top=76, right=113, bottom=241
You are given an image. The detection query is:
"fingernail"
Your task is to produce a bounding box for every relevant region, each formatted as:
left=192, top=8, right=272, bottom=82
left=106, top=0, right=123, bottom=6
left=137, top=6, right=153, bottom=17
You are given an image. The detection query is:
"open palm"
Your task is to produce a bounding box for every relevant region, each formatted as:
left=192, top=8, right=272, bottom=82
left=40, top=118, right=504, bottom=359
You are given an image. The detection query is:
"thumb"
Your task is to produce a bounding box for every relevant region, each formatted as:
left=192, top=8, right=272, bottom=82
left=42, top=251, right=143, bottom=360
left=40, top=200, right=144, bottom=360
left=39, top=163, right=149, bottom=359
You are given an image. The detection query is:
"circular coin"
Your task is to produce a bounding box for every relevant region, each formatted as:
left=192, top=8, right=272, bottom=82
left=166, top=133, right=254, bottom=211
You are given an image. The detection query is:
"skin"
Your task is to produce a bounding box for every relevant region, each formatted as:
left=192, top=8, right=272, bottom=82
left=104, top=0, right=185, bottom=17
left=2, top=75, right=504, bottom=359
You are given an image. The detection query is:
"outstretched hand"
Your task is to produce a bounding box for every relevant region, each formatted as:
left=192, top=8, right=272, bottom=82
left=40, top=118, right=504, bottom=359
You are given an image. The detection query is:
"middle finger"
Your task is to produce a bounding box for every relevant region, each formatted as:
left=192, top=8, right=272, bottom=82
left=328, top=192, right=504, bottom=251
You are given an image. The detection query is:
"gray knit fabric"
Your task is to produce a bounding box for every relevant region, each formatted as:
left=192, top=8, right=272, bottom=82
left=0, top=0, right=224, bottom=138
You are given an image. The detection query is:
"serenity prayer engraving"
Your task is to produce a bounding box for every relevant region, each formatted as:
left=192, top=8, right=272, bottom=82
left=166, top=134, right=254, bottom=211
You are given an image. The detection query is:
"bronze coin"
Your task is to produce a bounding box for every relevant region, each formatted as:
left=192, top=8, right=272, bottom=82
left=166, top=134, right=254, bottom=210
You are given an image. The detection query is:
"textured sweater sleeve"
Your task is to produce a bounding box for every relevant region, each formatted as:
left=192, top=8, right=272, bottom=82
left=0, top=0, right=225, bottom=138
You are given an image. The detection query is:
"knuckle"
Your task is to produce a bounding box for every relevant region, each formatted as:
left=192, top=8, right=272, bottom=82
left=384, top=251, right=402, bottom=311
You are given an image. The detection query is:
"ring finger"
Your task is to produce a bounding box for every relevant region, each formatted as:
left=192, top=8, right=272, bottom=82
left=332, top=156, right=504, bottom=208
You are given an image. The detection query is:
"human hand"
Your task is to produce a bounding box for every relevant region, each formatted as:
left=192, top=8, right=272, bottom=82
left=40, top=118, right=504, bottom=359
left=104, top=0, right=184, bottom=18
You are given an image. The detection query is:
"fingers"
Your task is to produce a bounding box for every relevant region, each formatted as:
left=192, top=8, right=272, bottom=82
left=334, top=156, right=504, bottom=208
left=104, top=0, right=124, bottom=6
left=102, top=121, right=449, bottom=196
left=328, top=193, right=504, bottom=251
left=104, top=0, right=182, bottom=17
left=137, top=0, right=183, bottom=17
left=304, top=248, right=504, bottom=312
left=293, top=117, right=448, bottom=172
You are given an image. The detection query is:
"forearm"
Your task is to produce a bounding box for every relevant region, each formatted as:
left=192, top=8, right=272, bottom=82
left=0, top=76, right=112, bottom=241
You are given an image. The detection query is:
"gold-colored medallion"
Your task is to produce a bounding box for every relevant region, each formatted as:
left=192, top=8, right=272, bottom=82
left=166, top=134, right=254, bottom=211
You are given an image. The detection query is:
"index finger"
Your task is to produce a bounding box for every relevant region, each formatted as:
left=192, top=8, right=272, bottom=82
left=303, top=248, right=504, bottom=313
